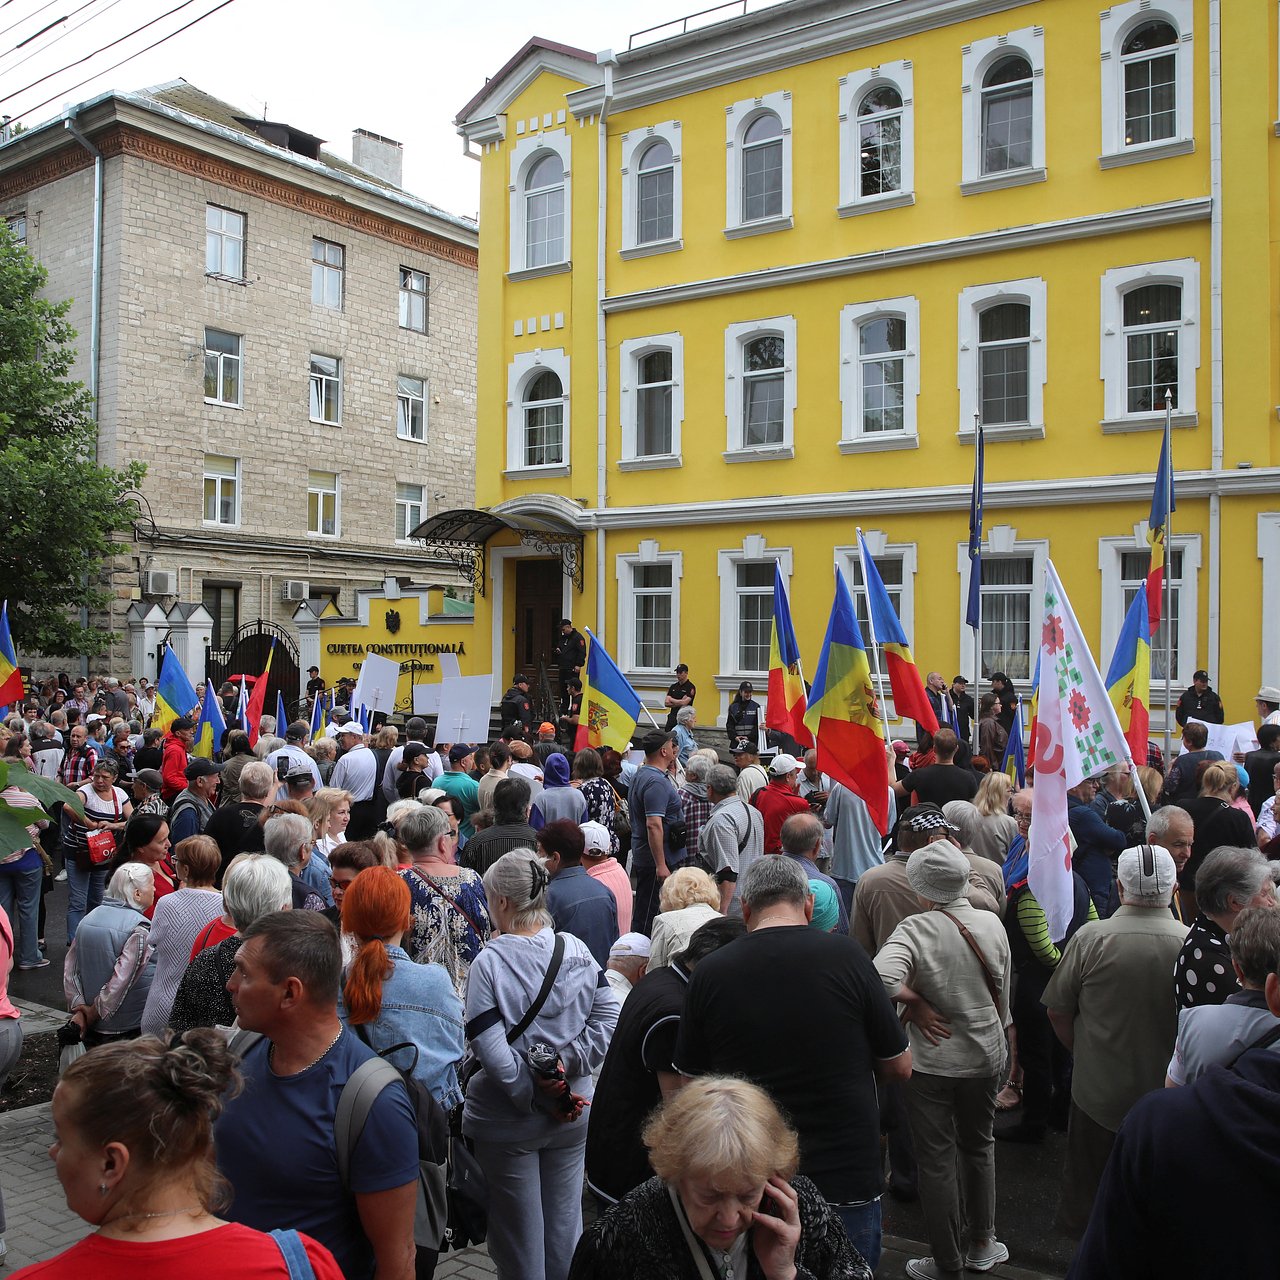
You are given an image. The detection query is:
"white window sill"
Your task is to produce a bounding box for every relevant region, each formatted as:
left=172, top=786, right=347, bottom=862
left=619, top=238, right=683, bottom=260
left=311, top=419, right=342, bottom=429
left=203, top=399, right=243, bottom=410
left=960, top=167, right=1047, bottom=196
left=202, top=521, right=240, bottom=530
left=1099, top=138, right=1195, bottom=169
left=1100, top=411, right=1198, bottom=434
left=723, top=214, right=793, bottom=240
left=722, top=444, right=794, bottom=464
left=503, top=464, right=570, bottom=479
left=712, top=674, right=768, bottom=692
left=506, top=261, right=571, bottom=283
left=396, top=433, right=429, bottom=445
left=618, top=453, right=682, bottom=471
left=307, top=532, right=341, bottom=539
left=838, top=432, right=919, bottom=454
left=622, top=669, right=676, bottom=685
left=398, top=325, right=429, bottom=337
left=837, top=191, right=915, bottom=219
left=956, top=422, right=1045, bottom=443
left=205, top=273, right=249, bottom=287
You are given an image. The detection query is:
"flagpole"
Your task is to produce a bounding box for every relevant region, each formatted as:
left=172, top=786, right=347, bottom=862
left=1162, top=388, right=1174, bottom=772
left=855, top=527, right=895, bottom=749
left=972, top=412, right=983, bottom=756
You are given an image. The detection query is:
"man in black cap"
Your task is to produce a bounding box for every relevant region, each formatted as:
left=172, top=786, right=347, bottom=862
left=950, top=675, right=975, bottom=742
left=168, top=757, right=224, bottom=842
left=553, top=618, right=587, bottom=688
left=1175, top=669, right=1224, bottom=727
left=380, top=715, right=437, bottom=803
left=500, top=673, right=532, bottom=739
left=663, top=664, right=695, bottom=731
left=305, top=665, right=326, bottom=700
left=129, top=767, right=169, bottom=821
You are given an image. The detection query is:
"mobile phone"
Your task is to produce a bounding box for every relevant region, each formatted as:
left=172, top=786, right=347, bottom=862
left=277, top=758, right=290, bottom=781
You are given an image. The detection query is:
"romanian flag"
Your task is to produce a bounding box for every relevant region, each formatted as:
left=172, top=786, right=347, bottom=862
left=765, top=563, right=812, bottom=748
left=245, top=641, right=275, bottom=747
left=859, top=532, right=937, bottom=734
left=1105, top=588, right=1151, bottom=760
left=575, top=629, right=642, bottom=753
left=802, top=569, right=890, bottom=834
left=193, top=681, right=228, bottom=759
left=153, top=645, right=199, bottom=734
left=0, top=602, right=24, bottom=708
left=1146, top=431, right=1176, bottom=636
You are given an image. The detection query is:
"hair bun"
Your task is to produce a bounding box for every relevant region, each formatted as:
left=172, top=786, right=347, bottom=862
left=157, top=1028, right=240, bottom=1112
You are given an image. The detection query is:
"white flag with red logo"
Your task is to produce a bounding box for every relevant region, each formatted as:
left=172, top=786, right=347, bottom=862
left=1028, top=561, right=1134, bottom=939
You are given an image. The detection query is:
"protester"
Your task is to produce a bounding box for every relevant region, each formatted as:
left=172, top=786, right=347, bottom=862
left=700, top=762, right=764, bottom=916
left=0, top=903, right=19, bottom=1259
left=434, top=744, right=481, bottom=840
left=752, top=754, right=811, bottom=855
left=460, top=775, right=537, bottom=874
left=602, top=933, right=650, bottom=1005
left=580, top=820, right=632, bottom=934
left=113, top=814, right=177, bottom=918
left=824, top=777, right=894, bottom=914
left=167, top=758, right=223, bottom=844
left=539, top=819, right=618, bottom=967
left=967, top=772, right=1019, bottom=864
left=895, top=728, right=977, bottom=807
left=1176, top=763, right=1257, bottom=914
left=0, top=773, right=47, bottom=971
left=160, top=718, right=196, bottom=803
left=648, top=867, right=721, bottom=969
left=205, top=759, right=271, bottom=878
left=63, top=760, right=133, bottom=940
left=262, top=813, right=325, bottom=911
left=780, top=811, right=850, bottom=934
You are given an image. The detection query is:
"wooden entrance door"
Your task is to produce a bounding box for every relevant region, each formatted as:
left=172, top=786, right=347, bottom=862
left=513, top=559, right=563, bottom=689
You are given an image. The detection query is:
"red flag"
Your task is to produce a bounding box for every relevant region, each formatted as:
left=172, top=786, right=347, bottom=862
left=245, top=642, right=275, bottom=748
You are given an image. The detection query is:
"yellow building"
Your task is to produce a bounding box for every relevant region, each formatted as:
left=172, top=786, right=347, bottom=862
left=416, top=0, right=1278, bottom=737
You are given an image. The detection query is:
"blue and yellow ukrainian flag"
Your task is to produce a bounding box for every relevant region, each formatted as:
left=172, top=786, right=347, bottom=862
left=575, top=629, right=642, bottom=753
left=1105, top=589, right=1151, bottom=760
left=310, top=688, right=328, bottom=739
left=0, top=602, right=24, bottom=710
left=153, top=646, right=199, bottom=734
left=193, top=681, right=228, bottom=759
left=1002, top=718, right=1026, bottom=788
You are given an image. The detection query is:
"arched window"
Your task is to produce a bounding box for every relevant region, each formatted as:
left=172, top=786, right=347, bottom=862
left=636, top=349, right=674, bottom=456
left=742, top=334, right=785, bottom=446
left=978, top=302, right=1031, bottom=425
left=1121, top=20, right=1178, bottom=145
left=858, top=316, right=906, bottom=434
left=741, top=113, right=783, bottom=223
left=980, top=56, right=1033, bottom=175
left=858, top=86, right=903, bottom=197
left=1122, top=284, right=1181, bottom=412
left=636, top=140, right=674, bottom=245
left=524, top=153, right=565, bottom=268
left=522, top=370, right=565, bottom=467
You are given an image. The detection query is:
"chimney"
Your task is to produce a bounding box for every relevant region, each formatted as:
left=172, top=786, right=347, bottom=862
left=352, top=128, right=402, bottom=187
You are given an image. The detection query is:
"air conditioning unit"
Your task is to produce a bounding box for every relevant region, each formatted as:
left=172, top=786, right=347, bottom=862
left=282, top=579, right=310, bottom=602
left=140, top=570, right=176, bottom=596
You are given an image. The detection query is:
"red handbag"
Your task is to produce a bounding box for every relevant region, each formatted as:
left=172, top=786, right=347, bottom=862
left=84, top=788, right=120, bottom=865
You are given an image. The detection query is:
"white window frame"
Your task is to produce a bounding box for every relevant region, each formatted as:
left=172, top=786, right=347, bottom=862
left=395, top=482, right=425, bottom=544
left=724, top=91, right=793, bottom=238
left=956, top=527, right=1049, bottom=686
left=202, top=454, right=240, bottom=528
left=1098, top=529, right=1200, bottom=690
left=834, top=534, right=918, bottom=649
left=397, top=374, right=427, bottom=442
left=399, top=266, right=429, bottom=333
left=508, top=130, right=572, bottom=278
left=838, top=61, right=915, bottom=216
left=311, top=237, right=344, bottom=309
left=716, top=535, right=793, bottom=683
left=309, top=354, right=342, bottom=426
left=1100, top=0, right=1194, bottom=166
left=205, top=205, right=244, bottom=278
left=957, top=278, right=1046, bottom=441
left=621, top=121, right=682, bottom=257
left=839, top=296, right=920, bottom=452
left=505, top=348, right=570, bottom=476
left=616, top=540, right=684, bottom=679
left=6, top=212, right=27, bottom=245
left=203, top=328, right=242, bottom=408
left=961, top=27, right=1046, bottom=193
left=307, top=470, right=340, bottom=539
left=619, top=333, right=683, bottom=469
left=1099, top=258, right=1199, bottom=432
left=723, top=316, right=797, bottom=462
left=1259, top=514, right=1280, bottom=688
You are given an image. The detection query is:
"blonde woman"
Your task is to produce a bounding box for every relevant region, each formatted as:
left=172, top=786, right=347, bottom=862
left=648, top=866, right=721, bottom=969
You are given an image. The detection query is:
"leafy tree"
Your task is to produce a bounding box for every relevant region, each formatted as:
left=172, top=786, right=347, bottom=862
left=0, top=219, right=144, bottom=655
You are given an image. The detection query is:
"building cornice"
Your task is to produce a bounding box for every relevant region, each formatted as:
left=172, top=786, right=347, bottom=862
left=600, top=196, right=1210, bottom=313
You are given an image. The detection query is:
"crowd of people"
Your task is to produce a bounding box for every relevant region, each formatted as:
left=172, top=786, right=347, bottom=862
left=1, top=661, right=1279, bottom=1278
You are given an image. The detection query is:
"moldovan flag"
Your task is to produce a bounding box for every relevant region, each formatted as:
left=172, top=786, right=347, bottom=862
left=153, top=646, right=200, bottom=734
left=765, top=564, right=812, bottom=748
left=193, top=681, right=227, bottom=759
left=1028, top=561, right=1134, bottom=939
left=0, top=602, right=24, bottom=709
left=575, top=629, right=642, bottom=753
left=1146, top=431, right=1176, bottom=636
left=802, top=569, right=890, bottom=835
left=245, top=642, right=275, bottom=748
left=1104, top=588, right=1151, bottom=761
left=859, top=532, right=937, bottom=734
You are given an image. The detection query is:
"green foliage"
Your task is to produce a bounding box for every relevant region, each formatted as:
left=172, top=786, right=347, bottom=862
left=0, top=221, right=145, bottom=655
left=0, top=761, right=85, bottom=859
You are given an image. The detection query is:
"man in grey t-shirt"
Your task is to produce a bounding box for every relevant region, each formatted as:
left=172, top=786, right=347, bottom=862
left=630, top=730, right=684, bottom=936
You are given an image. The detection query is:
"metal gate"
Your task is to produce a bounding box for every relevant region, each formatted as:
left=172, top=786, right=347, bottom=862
left=206, top=621, right=302, bottom=726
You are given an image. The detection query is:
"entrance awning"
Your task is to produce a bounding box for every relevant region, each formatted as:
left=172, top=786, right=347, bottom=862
left=409, top=508, right=584, bottom=596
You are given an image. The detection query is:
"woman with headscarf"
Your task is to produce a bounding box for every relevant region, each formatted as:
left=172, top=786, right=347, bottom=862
left=531, top=752, right=587, bottom=830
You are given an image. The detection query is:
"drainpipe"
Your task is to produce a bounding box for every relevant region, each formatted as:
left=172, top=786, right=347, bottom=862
left=595, top=53, right=617, bottom=643
left=1206, top=0, right=1222, bottom=685
left=63, top=117, right=103, bottom=430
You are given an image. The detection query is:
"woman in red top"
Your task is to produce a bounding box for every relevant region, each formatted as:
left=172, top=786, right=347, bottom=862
left=114, top=816, right=177, bottom=920
left=10, top=1029, right=342, bottom=1280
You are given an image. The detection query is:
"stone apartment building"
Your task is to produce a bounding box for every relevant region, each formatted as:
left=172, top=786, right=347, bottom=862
left=0, top=80, right=477, bottom=680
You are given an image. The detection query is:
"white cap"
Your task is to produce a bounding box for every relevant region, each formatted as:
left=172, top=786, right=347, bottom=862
left=769, top=752, right=800, bottom=776
left=609, top=932, right=652, bottom=960
left=1117, top=844, right=1177, bottom=901
left=580, top=820, right=612, bottom=855
left=334, top=720, right=364, bottom=736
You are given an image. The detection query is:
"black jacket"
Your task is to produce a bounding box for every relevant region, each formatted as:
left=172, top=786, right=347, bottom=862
left=1175, top=685, right=1224, bottom=726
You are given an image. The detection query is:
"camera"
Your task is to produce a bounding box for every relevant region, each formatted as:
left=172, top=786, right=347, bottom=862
left=277, top=757, right=290, bottom=781
left=526, top=1041, right=575, bottom=1114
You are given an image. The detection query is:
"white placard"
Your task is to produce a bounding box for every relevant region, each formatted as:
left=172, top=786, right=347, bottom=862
left=434, top=673, right=493, bottom=745
left=412, top=684, right=442, bottom=716
left=438, top=651, right=462, bottom=680
left=1189, top=718, right=1260, bottom=760
left=351, top=652, right=401, bottom=714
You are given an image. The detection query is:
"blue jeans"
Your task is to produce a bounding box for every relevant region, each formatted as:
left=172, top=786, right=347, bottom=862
left=66, top=859, right=108, bottom=941
left=0, top=853, right=43, bottom=966
left=834, top=1198, right=882, bottom=1273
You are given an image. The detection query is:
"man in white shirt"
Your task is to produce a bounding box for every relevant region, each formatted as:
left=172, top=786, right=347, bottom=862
left=264, top=721, right=322, bottom=793
left=329, top=722, right=380, bottom=838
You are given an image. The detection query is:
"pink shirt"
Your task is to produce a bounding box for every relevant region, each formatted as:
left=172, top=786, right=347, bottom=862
left=587, top=858, right=632, bottom=934
left=0, top=905, right=19, bottom=1020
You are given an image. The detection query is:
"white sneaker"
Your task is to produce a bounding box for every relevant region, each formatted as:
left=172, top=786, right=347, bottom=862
left=965, top=1239, right=1009, bottom=1272
left=54, top=869, right=67, bottom=882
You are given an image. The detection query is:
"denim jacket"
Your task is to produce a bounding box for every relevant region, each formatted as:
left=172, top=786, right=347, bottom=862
left=340, top=945, right=466, bottom=1110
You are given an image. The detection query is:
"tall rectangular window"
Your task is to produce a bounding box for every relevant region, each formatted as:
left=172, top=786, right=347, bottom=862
left=978, top=303, right=1031, bottom=426
left=742, top=334, right=785, bottom=447
left=396, top=375, right=426, bottom=441
left=980, top=557, right=1034, bottom=680
left=308, top=470, right=339, bottom=537
left=399, top=267, right=428, bottom=332
left=203, top=329, right=242, bottom=406
left=311, top=237, right=344, bottom=308
left=636, top=350, right=673, bottom=456
left=202, top=454, right=239, bottom=526
left=201, top=582, right=240, bottom=648
left=1124, top=284, right=1181, bottom=413
left=848, top=555, right=905, bottom=645
left=205, top=205, right=244, bottom=277
left=395, top=483, right=424, bottom=541
left=1121, top=547, right=1184, bottom=681
left=6, top=213, right=27, bottom=245
left=309, top=355, right=341, bottom=425
left=736, top=562, right=775, bottom=672
left=632, top=563, right=673, bottom=670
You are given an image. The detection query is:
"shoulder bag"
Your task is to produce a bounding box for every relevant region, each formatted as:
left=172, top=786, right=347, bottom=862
left=411, top=867, right=486, bottom=938
left=1227, top=1019, right=1280, bottom=1070
left=85, top=789, right=120, bottom=866
left=939, top=909, right=1004, bottom=1016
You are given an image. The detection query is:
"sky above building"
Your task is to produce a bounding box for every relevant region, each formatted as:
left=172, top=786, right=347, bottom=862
left=0, top=0, right=782, bottom=220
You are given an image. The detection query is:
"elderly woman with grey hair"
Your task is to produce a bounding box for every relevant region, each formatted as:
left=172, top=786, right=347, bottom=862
left=262, top=812, right=326, bottom=912
left=672, top=706, right=698, bottom=766
left=1174, top=844, right=1277, bottom=1010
